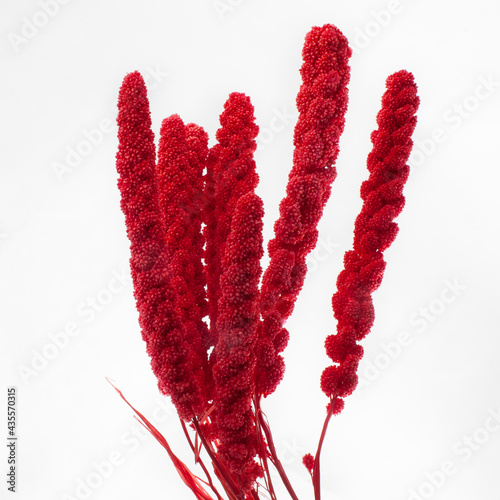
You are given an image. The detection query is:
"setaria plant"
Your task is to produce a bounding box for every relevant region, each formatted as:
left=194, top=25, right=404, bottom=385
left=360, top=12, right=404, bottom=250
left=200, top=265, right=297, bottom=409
left=112, top=23, right=419, bottom=500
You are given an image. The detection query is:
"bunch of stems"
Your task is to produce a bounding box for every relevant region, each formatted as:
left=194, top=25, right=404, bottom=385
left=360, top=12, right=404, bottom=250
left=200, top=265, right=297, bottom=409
left=114, top=23, right=419, bottom=500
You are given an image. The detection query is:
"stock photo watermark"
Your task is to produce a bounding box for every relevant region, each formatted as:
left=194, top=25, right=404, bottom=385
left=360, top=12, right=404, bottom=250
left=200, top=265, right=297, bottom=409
left=59, top=387, right=308, bottom=500
left=305, top=235, right=340, bottom=274
left=357, top=277, right=467, bottom=389
left=7, top=0, right=73, bottom=53
left=212, top=0, right=245, bottom=22
left=409, top=74, right=499, bottom=168
left=256, top=106, right=295, bottom=152
left=17, top=263, right=131, bottom=384
left=407, top=406, right=500, bottom=500
left=51, top=65, right=169, bottom=182
left=60, top=394, right=176, bottom=500
left=350, top=0, right=403, bottom=54
left=6, top=387, right=18, bottom=494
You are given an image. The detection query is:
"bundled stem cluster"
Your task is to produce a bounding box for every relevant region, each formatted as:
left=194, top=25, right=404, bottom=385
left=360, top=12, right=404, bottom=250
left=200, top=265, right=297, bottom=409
left=114, top=23, right=419, bottom=500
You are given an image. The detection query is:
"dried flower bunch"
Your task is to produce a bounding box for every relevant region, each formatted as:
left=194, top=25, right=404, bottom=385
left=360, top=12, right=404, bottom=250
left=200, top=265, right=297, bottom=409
left=114, top=23, right=419, bottom=500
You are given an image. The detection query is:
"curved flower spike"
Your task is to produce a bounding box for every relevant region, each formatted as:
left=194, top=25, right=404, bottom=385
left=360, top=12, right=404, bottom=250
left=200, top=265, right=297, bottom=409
left=321, top=70, right=420, bottom=409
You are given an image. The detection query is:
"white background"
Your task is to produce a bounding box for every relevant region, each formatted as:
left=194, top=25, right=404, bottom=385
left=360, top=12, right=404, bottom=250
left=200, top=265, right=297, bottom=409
left=1, top=1, right=500, bottom=499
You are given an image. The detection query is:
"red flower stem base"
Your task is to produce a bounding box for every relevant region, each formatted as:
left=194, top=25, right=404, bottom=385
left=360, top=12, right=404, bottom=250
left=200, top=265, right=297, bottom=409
left=312, top=397, right=338, bottom=500
left=253, top=397, right=278, bottom=500
left=180, top=419, right=225, bottom=500
left=192, top=418, right=244, bottom=500
left=254, top=396, right=299, bottom=500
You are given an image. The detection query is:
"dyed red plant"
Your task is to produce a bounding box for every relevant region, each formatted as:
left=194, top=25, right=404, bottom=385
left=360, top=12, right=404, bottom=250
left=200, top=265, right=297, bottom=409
left=116, top=74, right=208, bottom=421
left=257, top=24, right=351, bottom=397
left=306, top=70, right=419, bottom=499
left=321, top=70, right=420, bottom=409
left=114, top=23, right=419, bottom=500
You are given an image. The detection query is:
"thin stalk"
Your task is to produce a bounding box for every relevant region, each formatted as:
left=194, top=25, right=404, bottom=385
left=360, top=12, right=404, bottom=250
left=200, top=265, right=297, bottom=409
left=192, top=418, right=242, bottom=500
left=255, top=396, right=299, bottom=500
left=180, top=419, right=225, bottom=500
left=312, top=396, right=337, bottom=500
left=253, top=395, right=278, bottom=500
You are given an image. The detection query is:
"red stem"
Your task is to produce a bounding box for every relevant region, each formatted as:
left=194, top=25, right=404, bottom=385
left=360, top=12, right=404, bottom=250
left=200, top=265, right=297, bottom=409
left=255, top=396, right=299, bottom=500
left=180, top=419, right=225, bottom=500
left=253, top=396, right=278, bottom=500
left=192, top=418, right=243, bottom=500
left=312, top=397, right=337, bottom=500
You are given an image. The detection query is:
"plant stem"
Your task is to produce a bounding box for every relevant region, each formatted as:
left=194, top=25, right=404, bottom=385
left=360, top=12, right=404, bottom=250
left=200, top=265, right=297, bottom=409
left=312, top=397, right=337, bottom=500
left=180, top=419, right=225, bottom=500
left=192, top=418, right=243, bottom=500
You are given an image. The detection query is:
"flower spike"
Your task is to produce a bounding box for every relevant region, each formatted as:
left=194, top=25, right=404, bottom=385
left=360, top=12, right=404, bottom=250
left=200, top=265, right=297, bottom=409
left=256, top=24, right=352, bottom=396
left=204, top=93, right=259, bottom=349
left=321, top=70, right=420, bottom=407
left=115, top=72, right=208, bottom=420
left=156, top=114, right=212, bottom=398
left=213, top=192, right=265, bottom=492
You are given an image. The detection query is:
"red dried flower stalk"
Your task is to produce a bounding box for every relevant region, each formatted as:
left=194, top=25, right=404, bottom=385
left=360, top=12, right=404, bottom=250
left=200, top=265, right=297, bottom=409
left=204, top=93, right=259, bottom=349
left=156, top=114, right=212, bottom=395
left=212, top=192, right=264, bottom=493
left=116, top=72, right=208, bottom=420
left=256, top=24, right=352, bottom=397
left=114, top=25, right=420, bottom=500
left=185, top=122, right=211, bottom=322
left=321, top=70, right=420, bottom=411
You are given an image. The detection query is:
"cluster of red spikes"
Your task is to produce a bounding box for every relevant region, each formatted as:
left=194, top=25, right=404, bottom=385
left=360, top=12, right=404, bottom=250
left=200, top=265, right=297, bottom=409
left=115, top=23, right=419, bottom=500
